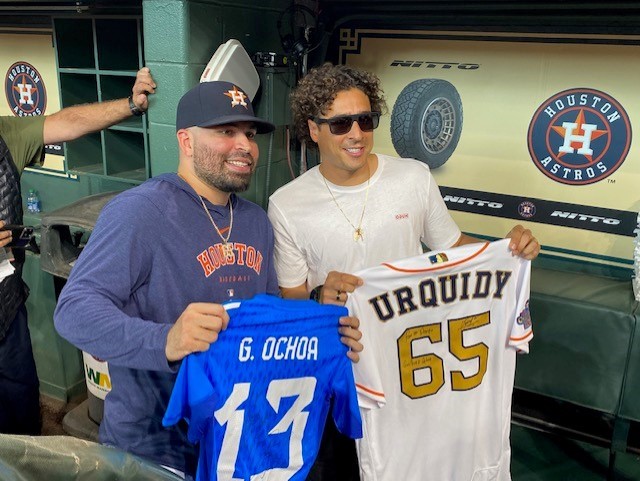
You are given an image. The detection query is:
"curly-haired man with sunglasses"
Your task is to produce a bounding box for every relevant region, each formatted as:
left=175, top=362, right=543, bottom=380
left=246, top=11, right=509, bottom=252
left=267, top=62, right=540, bottom=481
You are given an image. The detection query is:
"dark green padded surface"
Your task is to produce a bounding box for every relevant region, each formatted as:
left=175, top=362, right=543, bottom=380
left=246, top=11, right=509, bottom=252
left=619, top=316, right=640, bottom=421
left=515, top=267, right=638, bottom=416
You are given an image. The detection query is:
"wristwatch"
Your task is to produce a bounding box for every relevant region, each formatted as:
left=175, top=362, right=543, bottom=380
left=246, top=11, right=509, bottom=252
left=128, top=95, right=145, bottom=116
left=309, top=285, right=323, bottom=303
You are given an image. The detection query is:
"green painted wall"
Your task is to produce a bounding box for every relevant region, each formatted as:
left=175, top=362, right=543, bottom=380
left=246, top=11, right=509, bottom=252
left=143, top=0, right=296, bottom=207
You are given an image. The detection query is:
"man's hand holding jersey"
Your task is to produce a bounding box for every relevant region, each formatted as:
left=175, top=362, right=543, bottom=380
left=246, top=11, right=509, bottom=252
left=165, top=303, right=230, bottom=362
left=318, top=270, right=364, bottom=363
left=505, top=224, right=540, bottom=260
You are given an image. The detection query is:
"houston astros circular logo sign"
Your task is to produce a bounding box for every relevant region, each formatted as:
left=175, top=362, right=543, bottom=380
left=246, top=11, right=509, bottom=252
left=5, top=61, right=47, bottom=117
left=527, top=88, right=631, bottom=185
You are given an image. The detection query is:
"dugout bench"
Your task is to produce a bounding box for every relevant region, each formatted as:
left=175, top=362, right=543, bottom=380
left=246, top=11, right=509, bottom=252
left=513, top=262, right=640, bottom=479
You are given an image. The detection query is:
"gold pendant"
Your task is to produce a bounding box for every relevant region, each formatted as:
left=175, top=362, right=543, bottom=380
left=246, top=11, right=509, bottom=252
left=354, top=228, right=364, bottom=241
left=222, top=242, right=234, bottom=258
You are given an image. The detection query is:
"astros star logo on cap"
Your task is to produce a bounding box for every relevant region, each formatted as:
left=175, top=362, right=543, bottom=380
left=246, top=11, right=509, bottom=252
left=224, top=86, right=248, bottom=109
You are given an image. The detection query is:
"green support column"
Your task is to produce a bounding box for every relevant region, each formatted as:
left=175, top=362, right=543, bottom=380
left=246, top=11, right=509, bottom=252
left=143, top=0, right=225, bottom=175
left=142, top=0, right=294, bottom=204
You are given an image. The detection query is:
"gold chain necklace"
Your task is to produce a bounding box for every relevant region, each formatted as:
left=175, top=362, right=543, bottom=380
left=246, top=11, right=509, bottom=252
left=198, top=194, right=234, bottom=258
left=321, top=164, right=370, bottom=242
left=176, top=172, right=234, bottom=257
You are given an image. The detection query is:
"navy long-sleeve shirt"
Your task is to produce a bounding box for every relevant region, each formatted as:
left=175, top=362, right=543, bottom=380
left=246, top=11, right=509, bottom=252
left=54, top=173, right=278, bottom=473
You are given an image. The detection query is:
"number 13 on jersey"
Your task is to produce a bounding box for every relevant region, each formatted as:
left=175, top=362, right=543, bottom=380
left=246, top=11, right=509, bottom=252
left=215, top=377, right=316, bottom=481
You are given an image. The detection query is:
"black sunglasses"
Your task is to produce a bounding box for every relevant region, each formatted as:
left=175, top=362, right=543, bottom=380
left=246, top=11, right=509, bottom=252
left=312, top=111, right=381, bottom=135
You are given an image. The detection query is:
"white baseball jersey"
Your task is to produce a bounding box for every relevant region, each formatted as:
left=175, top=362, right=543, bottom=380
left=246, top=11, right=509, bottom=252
left=348, top=239, right=532, bottom=481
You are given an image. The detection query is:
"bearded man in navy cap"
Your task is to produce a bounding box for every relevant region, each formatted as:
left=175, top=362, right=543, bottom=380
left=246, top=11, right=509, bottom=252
left=54, top=80, right=365, bottom=479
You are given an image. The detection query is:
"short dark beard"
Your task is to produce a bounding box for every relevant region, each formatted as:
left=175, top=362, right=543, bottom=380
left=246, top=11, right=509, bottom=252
left=193, top=142, right=254, bottom=193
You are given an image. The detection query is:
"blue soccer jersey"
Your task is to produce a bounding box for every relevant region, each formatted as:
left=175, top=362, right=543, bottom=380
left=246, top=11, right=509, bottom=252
left=163, top=294, right=362, bottom=481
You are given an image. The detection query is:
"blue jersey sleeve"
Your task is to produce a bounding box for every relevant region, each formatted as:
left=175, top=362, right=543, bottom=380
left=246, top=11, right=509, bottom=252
left=331, top=361, right=363, bottom=439
left=163, top=353, right=217, bottom=444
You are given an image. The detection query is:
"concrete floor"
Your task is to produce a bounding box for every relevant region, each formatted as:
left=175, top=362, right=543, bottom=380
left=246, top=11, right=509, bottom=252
left=40, top=395, right=80, bottom=436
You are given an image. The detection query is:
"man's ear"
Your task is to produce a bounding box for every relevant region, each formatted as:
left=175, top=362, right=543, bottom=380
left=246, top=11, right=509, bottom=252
left=308, top=118, right=319, bottom=143
left=177, top=128, right=194, bottom=156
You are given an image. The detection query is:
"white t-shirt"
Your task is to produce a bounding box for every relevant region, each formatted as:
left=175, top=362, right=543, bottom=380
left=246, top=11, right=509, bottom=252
left=267, top=154, right=461, bottom=290
left=348, top=239, right=532, bottom=481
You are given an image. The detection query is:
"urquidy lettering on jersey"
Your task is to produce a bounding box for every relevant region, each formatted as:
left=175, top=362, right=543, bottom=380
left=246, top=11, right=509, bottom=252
left=368, top=270, right=513, bottom=322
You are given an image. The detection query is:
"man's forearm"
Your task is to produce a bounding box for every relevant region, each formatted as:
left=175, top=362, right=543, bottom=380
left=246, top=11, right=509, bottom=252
left=42, top=67, right=155, bottom=145
left=43, top=97, right=132, bottom=144
left=452, top=232, right=483, bottom=247
left=280, top=284, right=309, bottom=299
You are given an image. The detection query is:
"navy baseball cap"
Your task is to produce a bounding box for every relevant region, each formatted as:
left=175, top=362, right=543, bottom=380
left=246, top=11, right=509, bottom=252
left=176, top=81, right=275, bottom=133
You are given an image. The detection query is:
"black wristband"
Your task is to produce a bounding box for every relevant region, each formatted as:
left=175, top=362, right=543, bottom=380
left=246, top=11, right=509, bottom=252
left=309, top=285, right=323, bottom=302
left=128, top=95, right=145, bottom=116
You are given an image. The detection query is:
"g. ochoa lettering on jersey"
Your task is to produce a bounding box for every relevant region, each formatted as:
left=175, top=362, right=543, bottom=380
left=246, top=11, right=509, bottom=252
left=238, top=336, right=319, bottom=362
left=368, top=269, right=513, bottom=321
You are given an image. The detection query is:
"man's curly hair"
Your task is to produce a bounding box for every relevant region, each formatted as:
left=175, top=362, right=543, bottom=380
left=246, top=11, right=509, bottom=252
left=290, top=63, right=387, bottom=148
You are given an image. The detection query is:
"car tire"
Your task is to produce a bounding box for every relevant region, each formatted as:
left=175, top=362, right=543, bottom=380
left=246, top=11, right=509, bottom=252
left=391, top=78, right=463, bottom=169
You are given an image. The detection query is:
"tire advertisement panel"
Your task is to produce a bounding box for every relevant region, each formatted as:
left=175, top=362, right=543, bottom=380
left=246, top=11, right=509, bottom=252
left=340, top=29, right=639, bottom=268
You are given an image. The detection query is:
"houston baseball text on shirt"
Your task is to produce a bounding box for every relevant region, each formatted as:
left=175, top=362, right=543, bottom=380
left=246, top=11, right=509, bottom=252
left=197, top=241, right=263, bottom=277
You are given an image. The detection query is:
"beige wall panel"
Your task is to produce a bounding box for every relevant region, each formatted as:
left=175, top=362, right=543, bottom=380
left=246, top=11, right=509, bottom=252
left=342, top=30, right=639, bottom=265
